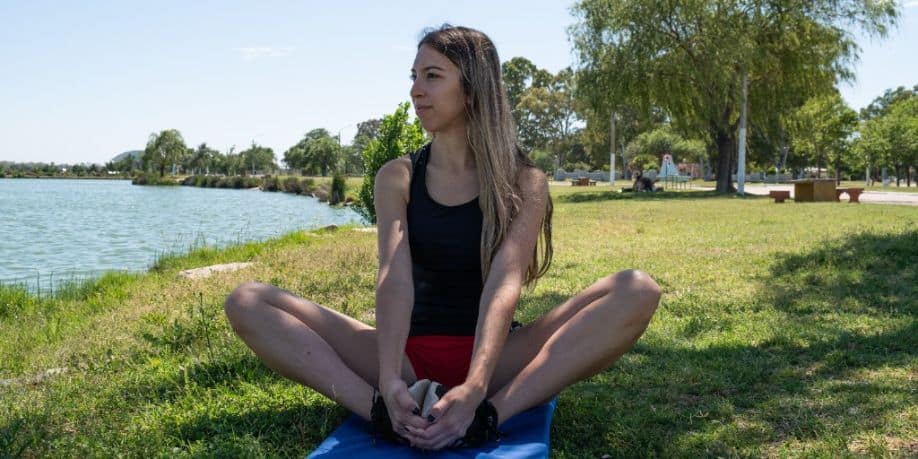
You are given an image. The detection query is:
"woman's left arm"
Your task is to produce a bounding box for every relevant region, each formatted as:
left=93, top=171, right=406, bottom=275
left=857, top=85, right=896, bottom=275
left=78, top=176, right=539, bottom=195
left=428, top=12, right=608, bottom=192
left=411, top=167, right=548, bottom=449
left=466, top=167, right=548, bottom=396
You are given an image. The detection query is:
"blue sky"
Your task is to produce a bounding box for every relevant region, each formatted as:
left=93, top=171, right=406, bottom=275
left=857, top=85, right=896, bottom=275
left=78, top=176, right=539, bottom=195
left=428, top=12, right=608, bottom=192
left=1, top=1, right=915, bottom=165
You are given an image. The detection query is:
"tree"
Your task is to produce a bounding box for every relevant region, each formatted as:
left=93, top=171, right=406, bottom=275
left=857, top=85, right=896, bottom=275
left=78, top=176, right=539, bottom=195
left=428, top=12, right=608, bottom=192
left=860, top=85, right=918, bottom=120
left=306, top=136, right=341, bottom=177
left=348, top=118, right=382, bottom=174
left=516, top=67, right=581, bottom=166
left=340, top=144, right=365, bottom=175
left=355, top=102, right=426, bottom=223
left=571, top=0, right=899, bottom=192
left=239, top=142, right=276, bottom=175
left=353, top=118, right=382, bottom=153
left=502, top=56, right=551, bottom=145
left=187, top=143, right=219, bottom=175
left=856, top=96, right=918, bottom=186
left=503, top=58, right=580, bottom=158
left=787, top=91, right=858, bottom=182
left=529, top=149, right=555, bottom=174
left=625, top=126, right=706, bottom=172
left=502, top=57, right=539, bottom=116
left=143, top=129, right=188, bottom=177
left=284, top=129, right=341, bottom=176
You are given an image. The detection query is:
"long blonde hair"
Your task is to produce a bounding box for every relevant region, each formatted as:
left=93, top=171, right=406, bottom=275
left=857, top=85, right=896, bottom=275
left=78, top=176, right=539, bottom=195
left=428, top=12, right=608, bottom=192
left=419, top=25, right=552, bottom=286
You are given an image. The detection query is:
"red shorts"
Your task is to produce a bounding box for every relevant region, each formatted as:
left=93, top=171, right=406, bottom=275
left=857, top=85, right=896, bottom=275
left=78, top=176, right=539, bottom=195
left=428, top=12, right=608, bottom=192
left=405, top=335, right=474, bottom=388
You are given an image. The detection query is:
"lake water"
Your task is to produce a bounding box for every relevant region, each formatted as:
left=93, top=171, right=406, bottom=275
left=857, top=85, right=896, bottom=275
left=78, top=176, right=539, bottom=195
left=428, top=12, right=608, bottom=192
left=0, top=179, right=363, bottom=287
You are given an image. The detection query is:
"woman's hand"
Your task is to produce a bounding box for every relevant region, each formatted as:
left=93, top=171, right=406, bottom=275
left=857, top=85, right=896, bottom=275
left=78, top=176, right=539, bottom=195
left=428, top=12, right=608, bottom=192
left=405, top=383, right=486, bottom=450
left=380, top=379, right=427, bottom=440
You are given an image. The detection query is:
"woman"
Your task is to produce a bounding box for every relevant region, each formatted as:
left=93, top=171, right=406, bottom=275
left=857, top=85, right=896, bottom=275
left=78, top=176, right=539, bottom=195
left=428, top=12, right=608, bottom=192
left=224, top=25, right=661, bottom=451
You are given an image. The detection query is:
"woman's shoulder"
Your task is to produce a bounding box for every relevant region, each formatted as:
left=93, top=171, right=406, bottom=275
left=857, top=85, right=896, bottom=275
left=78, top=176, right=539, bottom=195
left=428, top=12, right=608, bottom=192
left=374, top=155, right=413, bottom=201
left=376, top=155, right=412, bottom=180
left=517, top=165, right=548, bottom=198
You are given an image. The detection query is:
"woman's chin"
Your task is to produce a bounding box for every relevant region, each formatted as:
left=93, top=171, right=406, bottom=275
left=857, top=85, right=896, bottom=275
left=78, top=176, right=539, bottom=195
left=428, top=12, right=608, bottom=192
left=419, top=119, right=440, bottom=133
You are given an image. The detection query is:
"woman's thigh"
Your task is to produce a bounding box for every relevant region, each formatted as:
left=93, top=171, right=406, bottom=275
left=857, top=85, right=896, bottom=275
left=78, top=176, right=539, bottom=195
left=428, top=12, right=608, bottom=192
left=487, top=274, right=614, bottom=394
left=237, top=282, right=416, bottom=387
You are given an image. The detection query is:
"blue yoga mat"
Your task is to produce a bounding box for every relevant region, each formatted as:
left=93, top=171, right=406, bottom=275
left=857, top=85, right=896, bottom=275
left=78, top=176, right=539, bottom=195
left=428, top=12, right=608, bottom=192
left=307, top=399, right=556, bottom=459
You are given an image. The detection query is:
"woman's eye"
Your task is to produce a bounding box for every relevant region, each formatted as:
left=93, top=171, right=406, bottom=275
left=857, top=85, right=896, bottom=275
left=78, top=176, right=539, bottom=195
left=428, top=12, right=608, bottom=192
left=409, top=74, right=416, bottom=81
left=427, top=73, right=438, bottom=79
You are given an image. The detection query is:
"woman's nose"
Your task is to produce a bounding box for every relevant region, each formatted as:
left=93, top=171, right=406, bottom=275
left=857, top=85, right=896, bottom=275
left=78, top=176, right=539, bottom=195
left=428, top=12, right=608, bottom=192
left=410, top=79, right=424, bottom=99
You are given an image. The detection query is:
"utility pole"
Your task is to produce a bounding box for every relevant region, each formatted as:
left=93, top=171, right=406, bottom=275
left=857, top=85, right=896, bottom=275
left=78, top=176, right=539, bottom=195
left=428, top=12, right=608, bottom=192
left=737, top=72, right=748, bottom=196
left=610, top=111, right=617, bottom=186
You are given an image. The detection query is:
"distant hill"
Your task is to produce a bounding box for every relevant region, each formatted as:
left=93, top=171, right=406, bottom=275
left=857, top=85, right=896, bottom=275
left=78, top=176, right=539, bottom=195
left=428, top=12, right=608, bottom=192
left=112, top=150, right=143, bottom=163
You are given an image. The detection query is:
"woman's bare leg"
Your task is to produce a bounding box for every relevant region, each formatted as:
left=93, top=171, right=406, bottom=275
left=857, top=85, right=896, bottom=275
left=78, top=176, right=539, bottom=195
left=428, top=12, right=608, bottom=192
left=487, top=269, right=661, bottom=422
left=223, top=282, right=416, bottom=420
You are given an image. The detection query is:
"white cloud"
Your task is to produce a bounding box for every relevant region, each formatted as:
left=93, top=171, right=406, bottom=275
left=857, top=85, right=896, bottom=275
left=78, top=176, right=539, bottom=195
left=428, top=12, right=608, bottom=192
left=236, top=47, right=294, bottom=60
left=904, top=0, right=918, bottom=8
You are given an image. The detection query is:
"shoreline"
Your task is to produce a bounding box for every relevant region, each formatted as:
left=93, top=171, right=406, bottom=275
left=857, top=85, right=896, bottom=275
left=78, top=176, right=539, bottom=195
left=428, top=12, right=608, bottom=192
left=0, top=224, right=358, bottom=301
left=0, top=175, right=131, bottom=180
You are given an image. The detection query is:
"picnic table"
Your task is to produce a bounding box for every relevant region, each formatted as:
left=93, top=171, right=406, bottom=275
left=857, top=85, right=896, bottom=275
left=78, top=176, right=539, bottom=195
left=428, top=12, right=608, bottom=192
left=791, top=179, right=836, bottom=202
left=570, top=177, right=596, bottom=186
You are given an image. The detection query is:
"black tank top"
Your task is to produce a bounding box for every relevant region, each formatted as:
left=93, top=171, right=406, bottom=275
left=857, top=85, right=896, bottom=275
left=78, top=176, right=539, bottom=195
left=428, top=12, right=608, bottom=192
left=407, top=144, right=483, bottom=336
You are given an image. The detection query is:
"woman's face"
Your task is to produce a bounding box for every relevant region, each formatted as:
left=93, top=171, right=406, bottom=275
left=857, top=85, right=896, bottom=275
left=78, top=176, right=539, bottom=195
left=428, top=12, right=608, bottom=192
left=410, top=44, right=467, bottom=133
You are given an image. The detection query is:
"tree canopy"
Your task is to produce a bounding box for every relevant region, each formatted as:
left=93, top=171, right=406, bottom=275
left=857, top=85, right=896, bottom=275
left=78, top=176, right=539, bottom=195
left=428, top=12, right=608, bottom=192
left=283, top=129, right=341, bottom=176
left=143, top=129, right=188, bottom=177
left=571, top=0, right=899, bottom=192
left=855, top=94, right=918, bottom=186
left=786, top=91, right=857, bottom=181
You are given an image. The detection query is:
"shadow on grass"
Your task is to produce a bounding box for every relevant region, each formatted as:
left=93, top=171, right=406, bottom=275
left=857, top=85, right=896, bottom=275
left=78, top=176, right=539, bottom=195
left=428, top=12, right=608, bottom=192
left=555, top=190, right=752, bottom=203
left=765, top=229, right=918, bottom=315
left=0, top=410, right=51, bottom=459
left=551, top=319, right=916, bottom=457
left=545, top=230, right=917, bottom=456
left=163, top=403, right=347, bottom=457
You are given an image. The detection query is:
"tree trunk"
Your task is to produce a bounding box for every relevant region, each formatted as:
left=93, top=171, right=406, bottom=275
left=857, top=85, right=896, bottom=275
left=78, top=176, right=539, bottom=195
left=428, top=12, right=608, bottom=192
left=895, top=164, right=902, bottom=186
left=715, top=130, right=736, bottom=193
left=835, top=154, right=841, bottom=185
left=159, top=163, right=166, bottom=177
left=816, top=153, right=822, bottom=179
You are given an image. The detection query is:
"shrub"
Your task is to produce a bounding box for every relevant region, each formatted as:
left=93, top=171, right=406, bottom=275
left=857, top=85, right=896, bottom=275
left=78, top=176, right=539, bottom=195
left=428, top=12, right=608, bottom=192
left=563, top=161, right=592, bottom=172
left=262, top=176, right=280, bottom=192
left=530, top=149, right=555, bottom=174
left=300, top=178, right=316, bottom=194
left=132, top=173, right=177, bottom=186
left=283, top=177, right=302, bottom=194
left=356, top=102, right=426, bottom=223
left=330, top=172, right=346, bottom=205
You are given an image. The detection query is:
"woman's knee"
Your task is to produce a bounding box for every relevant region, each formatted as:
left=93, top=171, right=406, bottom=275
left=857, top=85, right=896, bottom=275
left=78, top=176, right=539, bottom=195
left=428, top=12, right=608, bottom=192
left=224, top=281, right=267, bottom=328
left=607, top=269, right=662, bottom=321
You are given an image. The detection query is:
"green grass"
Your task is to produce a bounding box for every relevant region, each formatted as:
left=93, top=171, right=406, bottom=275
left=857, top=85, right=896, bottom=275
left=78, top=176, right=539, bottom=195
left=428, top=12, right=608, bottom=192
left=836, top=180, right=918, bottom=193
left=1, top=188, right=915, bottom=457
left=694, top=179, right=918, bottom=193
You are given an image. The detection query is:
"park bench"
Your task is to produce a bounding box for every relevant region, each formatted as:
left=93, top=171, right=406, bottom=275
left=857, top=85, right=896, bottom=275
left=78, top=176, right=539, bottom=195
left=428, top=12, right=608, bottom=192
left=835, top=187, right=864, bottom=203
left=769, top=190, right=791, bottom=203
left=571, top=177, right=596, bottom=186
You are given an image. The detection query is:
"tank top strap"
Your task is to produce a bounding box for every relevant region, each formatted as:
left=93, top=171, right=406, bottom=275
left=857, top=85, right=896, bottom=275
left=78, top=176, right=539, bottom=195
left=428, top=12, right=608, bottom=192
left=409, top=143, right=431, bottom=203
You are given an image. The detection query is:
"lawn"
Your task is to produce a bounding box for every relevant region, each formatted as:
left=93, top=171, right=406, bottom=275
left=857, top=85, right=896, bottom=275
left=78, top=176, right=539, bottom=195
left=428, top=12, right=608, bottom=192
left=1, top=187, right=915, bottom=457
left=692, top=179, right=918, bottom=193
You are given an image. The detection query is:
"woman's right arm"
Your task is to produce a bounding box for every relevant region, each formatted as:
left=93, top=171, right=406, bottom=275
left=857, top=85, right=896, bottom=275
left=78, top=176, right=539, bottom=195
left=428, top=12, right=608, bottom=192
left=373, top=157, right=421, bottom=422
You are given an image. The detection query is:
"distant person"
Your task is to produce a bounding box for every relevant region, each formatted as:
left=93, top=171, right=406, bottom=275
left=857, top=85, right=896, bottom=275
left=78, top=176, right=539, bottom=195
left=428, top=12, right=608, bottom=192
left=633, top=171, right=656, bottom=192
left=224, top=24, right=661, bottom=451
